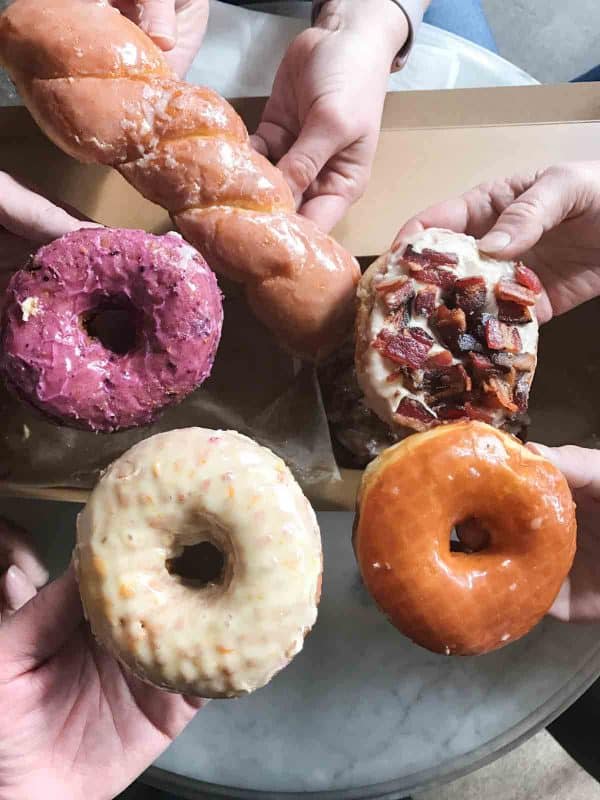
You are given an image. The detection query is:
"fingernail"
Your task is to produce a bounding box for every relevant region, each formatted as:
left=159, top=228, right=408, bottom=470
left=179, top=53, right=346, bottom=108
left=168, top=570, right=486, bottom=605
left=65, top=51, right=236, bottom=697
left=527, top=442, right=552, bottom=459
left=479, top=231, right=512, bottom=253
left=4, top=565, right=35, bottom=610
left=148, top=29, right=176, bottom=50
left=18, top=552, right=49, bottom=587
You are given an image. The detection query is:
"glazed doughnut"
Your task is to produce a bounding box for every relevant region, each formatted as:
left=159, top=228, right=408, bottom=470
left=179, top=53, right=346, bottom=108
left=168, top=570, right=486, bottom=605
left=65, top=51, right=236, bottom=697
left=353, top=421, right=576, bottom=655
left=0, top=228, right=222, bottom=432
left=356, top=228, right=542, bottom=435
left=75, top=428, right=322, bottom=697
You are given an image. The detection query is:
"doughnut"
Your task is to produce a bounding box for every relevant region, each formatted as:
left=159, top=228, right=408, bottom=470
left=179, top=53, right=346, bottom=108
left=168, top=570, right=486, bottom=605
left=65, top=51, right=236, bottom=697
left=75, top=428, right=322, bottom=697
left=353, top=421, right=576, bottom=655
left=356, top=228, right=542, bottom=435
left=0, top=228, right=222, bottom=432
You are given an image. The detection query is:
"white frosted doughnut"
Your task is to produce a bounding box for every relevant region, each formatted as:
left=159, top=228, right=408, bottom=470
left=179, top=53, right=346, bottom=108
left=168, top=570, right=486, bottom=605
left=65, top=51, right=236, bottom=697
left=75, top=428, right=322, bottom=698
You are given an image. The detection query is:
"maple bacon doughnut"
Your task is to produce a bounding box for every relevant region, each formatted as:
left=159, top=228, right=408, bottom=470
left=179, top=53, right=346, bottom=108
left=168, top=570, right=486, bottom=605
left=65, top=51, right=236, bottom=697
left=353, top=421, right=576, bottom=655
left=75, top=428, right=322, bottom=698
left=356, top=228, right=542, bottom=436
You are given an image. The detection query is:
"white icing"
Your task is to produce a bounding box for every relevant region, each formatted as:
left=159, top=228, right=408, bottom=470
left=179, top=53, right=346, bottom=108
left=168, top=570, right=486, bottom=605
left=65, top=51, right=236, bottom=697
left=19, top=296, right=41, bottom=322
left=363, top=228, right=539, bottom=425
left=75, top=428, right=322, bottom=698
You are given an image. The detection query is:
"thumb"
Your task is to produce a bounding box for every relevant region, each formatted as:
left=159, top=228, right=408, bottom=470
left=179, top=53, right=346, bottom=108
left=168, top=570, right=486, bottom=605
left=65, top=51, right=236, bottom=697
left=0, top=563, right=83, bottom=681
left=0, top=173, right=100, bottom=244
left=137, top=0, right=177, bottom=50
left=478, top=168, right=576, bottom=259
left=527, top=442, right=600, bottom=500
left=277, top=111, right=340, bottom=207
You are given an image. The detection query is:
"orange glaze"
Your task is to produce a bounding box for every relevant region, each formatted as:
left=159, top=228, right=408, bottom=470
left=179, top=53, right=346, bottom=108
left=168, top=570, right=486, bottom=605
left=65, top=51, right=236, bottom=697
left=353, top=421, right=576, bottom=655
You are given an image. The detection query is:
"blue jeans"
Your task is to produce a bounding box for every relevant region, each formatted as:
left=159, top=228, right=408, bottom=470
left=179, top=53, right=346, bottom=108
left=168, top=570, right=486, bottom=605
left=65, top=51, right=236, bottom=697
left=226, top=0, right=498, bottom=53
left=424, top=0, right=497, bottom=52
left=573, top=65, right=600, bottom=82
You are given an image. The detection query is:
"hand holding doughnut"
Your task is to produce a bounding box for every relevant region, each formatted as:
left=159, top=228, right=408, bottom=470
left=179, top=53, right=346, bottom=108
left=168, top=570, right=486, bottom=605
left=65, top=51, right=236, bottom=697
left=0, top=228, right=223, bottom=431
left=76, top=428, right=322, bottom=697
left=353, top=421, right=576, bottom=655
left=395, top=162, right=600, bottom=323
left=0, top=0, right=360, bottom=361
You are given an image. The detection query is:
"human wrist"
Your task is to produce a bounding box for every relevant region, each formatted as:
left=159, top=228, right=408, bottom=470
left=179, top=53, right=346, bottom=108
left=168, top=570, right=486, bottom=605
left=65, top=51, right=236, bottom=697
left=313, top=0, right=409, bottom=59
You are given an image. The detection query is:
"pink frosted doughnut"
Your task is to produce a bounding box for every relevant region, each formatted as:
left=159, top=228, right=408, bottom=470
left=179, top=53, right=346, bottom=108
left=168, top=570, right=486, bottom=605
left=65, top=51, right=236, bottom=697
left=0, top=228, right=223, bottom=431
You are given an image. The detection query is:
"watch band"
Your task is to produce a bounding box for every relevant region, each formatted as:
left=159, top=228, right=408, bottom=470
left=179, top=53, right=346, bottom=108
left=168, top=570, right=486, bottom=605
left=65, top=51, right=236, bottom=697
left=311, top=0, right=423, bottom=72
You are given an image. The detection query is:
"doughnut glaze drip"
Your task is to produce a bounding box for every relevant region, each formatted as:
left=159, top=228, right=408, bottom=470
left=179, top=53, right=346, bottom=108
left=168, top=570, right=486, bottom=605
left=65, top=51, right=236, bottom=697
left=76, top=428, right=323, bottom=697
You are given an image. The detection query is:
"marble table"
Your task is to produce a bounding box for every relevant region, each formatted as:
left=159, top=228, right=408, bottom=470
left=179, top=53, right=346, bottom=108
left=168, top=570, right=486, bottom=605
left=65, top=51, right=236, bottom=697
left=3, top=497, right=600, bottom=799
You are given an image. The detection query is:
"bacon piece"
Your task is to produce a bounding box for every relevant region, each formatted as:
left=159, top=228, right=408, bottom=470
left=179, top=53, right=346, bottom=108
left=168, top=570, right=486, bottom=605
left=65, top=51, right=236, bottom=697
left=376, top=276, right=415, bottom=311
left=434, top=403, right=468, bottom=421
left=425, top=350, right=453, bottom=368
left=403, top=245, right=459, bottom=268
left=482, top=377, right=518, bottom=413
left=432, top=304, right=466, bottom=350
left=495, top=279, right=537, bottom=307
left=414, top=286, right=439, bottom=317
left=484, top=318, right=522, bottom=353
left=372, top=326, right=434, bottom=369
left=514, top=372, right=531, bottom=411
left=424, top=363, right=472, bottom=400
left=395, top=397, right=437, bottom=429
left=490, top=352, right=536, bottom=372
left=497, top=300, right=532, bottom=324
left=467, top=352, right=499, bottom=384
left=454, top=276, right=487, bottom=314
left=515, top=263, right=542, bottom=294
left=464, top=401, right=497, bottom=424
left=409, top=265, right=457, bottom=291
left=387, top=304, right=411, bottom=329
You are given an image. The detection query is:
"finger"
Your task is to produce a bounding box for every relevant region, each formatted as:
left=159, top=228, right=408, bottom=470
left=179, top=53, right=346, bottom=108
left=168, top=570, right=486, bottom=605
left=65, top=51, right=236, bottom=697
left=0, top=518, right=49, bottom=588
left=277, top=112, right=342, bottom=207
left=527, top=443, right=600, bottom=500
left=251, top=122, right=296, bottom=165
left=0, top=566, right=37, bottom=621
left=393, top=196, right=472, bottom=248
left=0, top=564, right=82, bottom=679
left=478, top=170, right=577, bottom=259
left=0, top=173, right=100, bottom=244
left=299, top=193, right=350, bottom=233
left=137, top=0, right=177, bottom=50
left=548, top=578, right=571, bottom=622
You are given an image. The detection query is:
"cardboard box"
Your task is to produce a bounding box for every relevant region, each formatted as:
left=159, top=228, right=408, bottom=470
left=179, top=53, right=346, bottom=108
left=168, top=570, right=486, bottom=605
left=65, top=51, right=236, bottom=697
left=1, top=84, right=599, bottom=508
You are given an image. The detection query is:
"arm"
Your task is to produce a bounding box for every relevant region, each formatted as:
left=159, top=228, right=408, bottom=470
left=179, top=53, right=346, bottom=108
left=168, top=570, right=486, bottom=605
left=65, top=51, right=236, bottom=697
left=253, top=0, right=430, bottom=232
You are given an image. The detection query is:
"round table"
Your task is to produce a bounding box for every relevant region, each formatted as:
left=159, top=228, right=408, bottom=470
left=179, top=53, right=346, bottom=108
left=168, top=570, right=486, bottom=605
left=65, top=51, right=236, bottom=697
left=3, top=3, right=593, bottom=799
left=2, top=498, right=600, bottom=800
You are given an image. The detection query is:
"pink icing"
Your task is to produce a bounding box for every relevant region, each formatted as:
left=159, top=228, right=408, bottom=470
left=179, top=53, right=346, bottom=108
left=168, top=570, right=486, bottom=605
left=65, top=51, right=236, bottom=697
left=0, top=228, right=223, bottom=432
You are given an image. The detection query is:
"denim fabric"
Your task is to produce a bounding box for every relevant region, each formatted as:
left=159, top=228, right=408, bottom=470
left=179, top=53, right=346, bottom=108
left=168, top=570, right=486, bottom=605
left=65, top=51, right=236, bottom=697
left=423, top=0, right=497, bottom=52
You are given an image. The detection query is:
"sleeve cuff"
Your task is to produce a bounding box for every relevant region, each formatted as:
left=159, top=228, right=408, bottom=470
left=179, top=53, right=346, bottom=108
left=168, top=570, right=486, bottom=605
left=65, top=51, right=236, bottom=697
left=388, top=0, right=424, bottom=72
left=311, top=1, right=423, bottom=72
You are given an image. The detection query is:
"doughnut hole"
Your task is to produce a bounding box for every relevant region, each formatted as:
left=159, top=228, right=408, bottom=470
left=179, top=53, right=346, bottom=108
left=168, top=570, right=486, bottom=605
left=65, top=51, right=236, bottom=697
left=450, top=518, right=491, bottom=554
left=166, top=541, right=226, bottom=587
left=82, top=294, right=141, bottom=355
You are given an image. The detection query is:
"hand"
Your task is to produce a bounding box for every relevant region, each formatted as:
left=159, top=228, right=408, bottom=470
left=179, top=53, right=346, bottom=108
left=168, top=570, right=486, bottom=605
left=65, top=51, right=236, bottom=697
left=0, top=172, right=98, bottom=294
left=252, top=0, right=409, bottom=232
left=527, top=444, right=600, bottom=623
left=113, top=0, right=209, bottom=77
left=396, top=162, right=600, bottom=324
left=0, top=521, right=203, bottom=800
